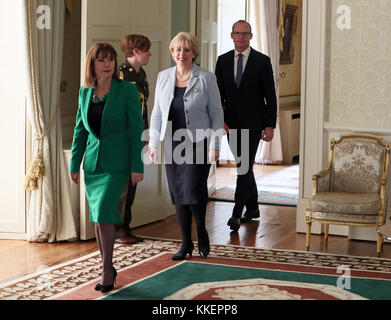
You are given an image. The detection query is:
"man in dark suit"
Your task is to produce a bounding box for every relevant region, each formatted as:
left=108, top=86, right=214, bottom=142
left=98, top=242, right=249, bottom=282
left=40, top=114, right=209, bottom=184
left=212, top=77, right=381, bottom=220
left=215, top=20, right=277, bottom=232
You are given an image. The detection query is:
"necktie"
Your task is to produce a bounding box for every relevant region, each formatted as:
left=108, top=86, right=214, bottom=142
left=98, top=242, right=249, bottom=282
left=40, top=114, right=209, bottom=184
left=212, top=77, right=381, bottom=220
left=236, top=53, right=243, bottom=88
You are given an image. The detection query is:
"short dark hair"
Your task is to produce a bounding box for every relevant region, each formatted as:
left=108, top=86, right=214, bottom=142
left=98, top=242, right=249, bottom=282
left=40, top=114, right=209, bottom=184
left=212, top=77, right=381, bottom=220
left=84, top=43, right=120, bottom=88
left=121, top=34, right=151, bottom=57
left=232, top=20, right=252, bottom=34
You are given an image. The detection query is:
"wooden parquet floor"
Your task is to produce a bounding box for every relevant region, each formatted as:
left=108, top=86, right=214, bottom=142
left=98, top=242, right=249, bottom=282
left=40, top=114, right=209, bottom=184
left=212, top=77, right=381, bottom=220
left=1, top=164, right=390, bottom=286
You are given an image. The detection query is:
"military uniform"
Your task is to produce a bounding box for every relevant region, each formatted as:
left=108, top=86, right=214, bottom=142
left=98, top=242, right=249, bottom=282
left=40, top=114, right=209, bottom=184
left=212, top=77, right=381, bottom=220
left=116, top=61, right=149, bottom=243
left=119, top=61, right=149, bottom=129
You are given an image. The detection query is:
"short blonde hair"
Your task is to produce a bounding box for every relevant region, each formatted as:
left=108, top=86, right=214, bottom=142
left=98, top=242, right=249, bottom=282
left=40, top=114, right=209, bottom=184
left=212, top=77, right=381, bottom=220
left=169, top=32, right=199, bottom=62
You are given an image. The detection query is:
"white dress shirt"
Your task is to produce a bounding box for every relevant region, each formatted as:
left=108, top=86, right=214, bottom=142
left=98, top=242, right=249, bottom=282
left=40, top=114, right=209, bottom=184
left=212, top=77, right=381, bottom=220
left=234, top=46, right=251, bottom=79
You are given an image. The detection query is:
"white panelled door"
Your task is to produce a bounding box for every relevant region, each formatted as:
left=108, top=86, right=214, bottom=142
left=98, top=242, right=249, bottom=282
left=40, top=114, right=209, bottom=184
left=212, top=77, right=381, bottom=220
left=80, top=0, right=173, bottom=239
left=197, top=0, right=218, bottom=72
left=196, top=0, right=218, bottom=196
left=127, top=0, right=175, bottom=228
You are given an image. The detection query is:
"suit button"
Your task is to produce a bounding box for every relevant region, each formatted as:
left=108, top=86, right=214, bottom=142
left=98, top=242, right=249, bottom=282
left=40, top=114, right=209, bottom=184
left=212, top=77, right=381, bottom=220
left=184, top=99, right=187, bottom=102
left=187, top=121, right=190, bottom=125
left=186, top=110, right=189, bottom=113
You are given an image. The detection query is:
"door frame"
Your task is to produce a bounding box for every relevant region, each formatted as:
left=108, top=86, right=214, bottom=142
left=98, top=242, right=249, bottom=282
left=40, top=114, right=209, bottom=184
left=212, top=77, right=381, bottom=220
left=296, top=0, right=325, bottom=234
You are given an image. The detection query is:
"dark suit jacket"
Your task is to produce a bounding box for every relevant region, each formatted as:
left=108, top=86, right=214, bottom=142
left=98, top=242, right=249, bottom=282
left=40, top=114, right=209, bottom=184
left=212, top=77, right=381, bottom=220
left=215, top=47, right=277, bottom=130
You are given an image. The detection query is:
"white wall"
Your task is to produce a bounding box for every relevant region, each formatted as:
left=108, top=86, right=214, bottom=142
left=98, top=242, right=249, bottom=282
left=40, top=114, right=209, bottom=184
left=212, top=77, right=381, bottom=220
left=0, top=0, right=26, bottom=236
left=297, top=0, right=391, bottom=242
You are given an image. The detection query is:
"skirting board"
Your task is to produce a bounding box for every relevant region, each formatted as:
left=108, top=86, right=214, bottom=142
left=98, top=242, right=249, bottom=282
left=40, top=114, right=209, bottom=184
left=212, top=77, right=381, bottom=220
left=0, top=233, right=27, bottom=240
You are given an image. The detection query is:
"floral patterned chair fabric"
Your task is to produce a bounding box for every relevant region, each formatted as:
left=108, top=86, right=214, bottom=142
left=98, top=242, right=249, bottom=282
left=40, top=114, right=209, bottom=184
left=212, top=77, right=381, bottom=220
left=306, top=133, right=391, bottom=256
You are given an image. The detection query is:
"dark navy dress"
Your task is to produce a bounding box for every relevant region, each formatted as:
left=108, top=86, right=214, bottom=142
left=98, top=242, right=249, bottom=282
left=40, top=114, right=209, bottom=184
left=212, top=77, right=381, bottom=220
left=164, top=87, right=211, bottom=205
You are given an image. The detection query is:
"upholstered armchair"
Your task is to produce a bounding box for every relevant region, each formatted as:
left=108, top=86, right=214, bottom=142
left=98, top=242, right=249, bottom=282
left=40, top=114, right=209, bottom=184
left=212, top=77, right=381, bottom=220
left=305, top=133, right=391, bottom=256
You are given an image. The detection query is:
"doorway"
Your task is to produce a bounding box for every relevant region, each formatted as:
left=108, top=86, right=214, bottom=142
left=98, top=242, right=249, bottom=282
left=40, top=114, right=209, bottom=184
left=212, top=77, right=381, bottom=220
left=213, top=0, right=302, bottom=208
left=59, top=0, right=303, bottom=237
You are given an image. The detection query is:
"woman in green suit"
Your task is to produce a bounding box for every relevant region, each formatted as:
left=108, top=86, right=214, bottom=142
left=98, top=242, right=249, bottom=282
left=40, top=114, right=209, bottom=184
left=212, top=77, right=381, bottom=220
left=69, top=43, right=144, bottom=293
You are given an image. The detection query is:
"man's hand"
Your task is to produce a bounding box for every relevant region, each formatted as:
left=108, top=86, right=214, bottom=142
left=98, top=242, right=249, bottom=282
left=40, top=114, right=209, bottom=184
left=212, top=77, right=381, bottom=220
left=208, top=149, right=220, bottom=163
left=262, top=127, right=274, bottom=142
left=223, top=122, right=230, bottom=135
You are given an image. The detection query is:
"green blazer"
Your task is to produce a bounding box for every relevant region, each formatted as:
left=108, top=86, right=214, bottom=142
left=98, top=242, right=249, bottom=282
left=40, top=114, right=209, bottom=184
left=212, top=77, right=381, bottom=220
left=70, top=79, right=144, bottom=174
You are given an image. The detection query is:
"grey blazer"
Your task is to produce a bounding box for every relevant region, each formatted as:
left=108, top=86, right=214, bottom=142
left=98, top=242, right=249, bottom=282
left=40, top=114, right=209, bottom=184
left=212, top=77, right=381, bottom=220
left=149, top=64, right=224, bottom=150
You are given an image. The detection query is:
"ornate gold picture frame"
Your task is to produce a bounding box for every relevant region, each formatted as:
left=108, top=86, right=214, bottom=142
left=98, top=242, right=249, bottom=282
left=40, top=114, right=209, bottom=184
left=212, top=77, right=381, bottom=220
left=280, top=5, right=298, bottom=64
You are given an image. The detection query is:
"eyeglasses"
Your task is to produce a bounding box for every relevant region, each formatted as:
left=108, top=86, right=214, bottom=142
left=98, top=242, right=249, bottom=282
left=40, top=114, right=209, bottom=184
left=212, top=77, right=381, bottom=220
left=232, top=32, right=251, bottom=37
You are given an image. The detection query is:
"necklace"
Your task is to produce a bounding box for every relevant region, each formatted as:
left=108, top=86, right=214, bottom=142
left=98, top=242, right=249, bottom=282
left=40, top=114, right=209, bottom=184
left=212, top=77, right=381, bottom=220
left=176, top=69, right=192, bottom=82
left=92, top=89, right=108, bottom=103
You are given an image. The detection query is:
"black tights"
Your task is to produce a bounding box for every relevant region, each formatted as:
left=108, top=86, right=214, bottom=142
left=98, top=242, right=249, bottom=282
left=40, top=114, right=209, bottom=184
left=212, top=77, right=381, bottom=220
left=95, top=223, right=115, bottom=285
left=175, top=203, right=209, bottom=250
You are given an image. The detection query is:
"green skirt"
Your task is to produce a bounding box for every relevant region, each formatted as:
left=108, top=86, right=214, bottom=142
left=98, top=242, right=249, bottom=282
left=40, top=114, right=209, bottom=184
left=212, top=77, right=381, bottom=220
left=84, top=158, right=129, bottom=224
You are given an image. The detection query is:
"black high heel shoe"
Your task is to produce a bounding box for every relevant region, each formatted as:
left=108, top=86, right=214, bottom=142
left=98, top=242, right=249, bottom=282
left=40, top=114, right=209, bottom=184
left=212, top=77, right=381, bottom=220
left=199, top=232, right=210, bottom=259
left=172, top=243, right=194, bottom=261
left=95, top=267, right=117, bottom=292
left=199, top=246, right=210, bottom=259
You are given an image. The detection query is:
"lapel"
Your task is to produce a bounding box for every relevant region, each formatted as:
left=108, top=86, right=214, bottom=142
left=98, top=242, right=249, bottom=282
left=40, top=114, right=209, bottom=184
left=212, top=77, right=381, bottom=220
left=185, top=64, right=200, bottom=96
left=83, top=79, right=120, bottom=138
left=227, top=50, right=236, bottom=90
left=238, top=47, right=254, bottom=90
left=83, top=87, right=97, bottom=137
left=100, top=79, right=120, bottom=130
left=165, top=67, right=176, bottom=106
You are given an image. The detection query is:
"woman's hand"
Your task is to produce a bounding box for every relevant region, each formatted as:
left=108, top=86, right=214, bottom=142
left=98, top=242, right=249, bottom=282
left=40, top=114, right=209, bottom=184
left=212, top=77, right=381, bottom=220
left=148, top=146, right=158, bottom=164
left=70, top=172, right=79, bottom=185
left=208, top=149, right=220, bottom=164
left=131, top=172, right=144, bottom=186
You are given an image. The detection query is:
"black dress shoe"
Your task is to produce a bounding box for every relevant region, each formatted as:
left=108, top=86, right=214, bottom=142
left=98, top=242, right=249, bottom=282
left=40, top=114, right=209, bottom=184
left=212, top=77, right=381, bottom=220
left=100, top=267, right=117, bottom=293
left=240, top=209, right=260, bottom=223
left=95, top=267, right=117, bottom=292
left=99, top=283, right=114, bottom=293
left=227, top=217, right=240, bottom=231
left=199, top=246, right=210, bottom=259
left=172, top=243, right=194, bottom=260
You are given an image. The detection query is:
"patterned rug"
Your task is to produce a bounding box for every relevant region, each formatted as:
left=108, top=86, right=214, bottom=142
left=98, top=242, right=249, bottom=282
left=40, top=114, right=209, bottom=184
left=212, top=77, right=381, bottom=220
left=210, top=165, right=299, bottom=207
left=1, top=238, right=391, bottom=300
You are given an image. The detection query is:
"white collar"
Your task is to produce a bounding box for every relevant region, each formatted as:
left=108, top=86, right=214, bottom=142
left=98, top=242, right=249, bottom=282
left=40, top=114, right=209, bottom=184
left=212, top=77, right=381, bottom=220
left=235, top=47, right=251, bottom=57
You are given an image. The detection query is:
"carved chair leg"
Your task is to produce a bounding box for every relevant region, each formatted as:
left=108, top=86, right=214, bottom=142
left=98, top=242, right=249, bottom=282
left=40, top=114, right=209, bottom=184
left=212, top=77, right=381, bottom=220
left=324, top=224, right=329, bottom=245
left=306, top=222, right=311, bottom=251
left=377, top=233, right=383, bottom=257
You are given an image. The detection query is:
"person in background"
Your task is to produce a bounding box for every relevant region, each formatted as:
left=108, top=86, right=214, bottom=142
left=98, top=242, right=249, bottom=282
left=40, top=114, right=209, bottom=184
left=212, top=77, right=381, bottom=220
left=215, top=20, right=277, bottom=232
left=69, top=43, right=144, bottom=293
left=148, top=32, right=224, bottom=260
left=115, top=34, right=152, bottom=245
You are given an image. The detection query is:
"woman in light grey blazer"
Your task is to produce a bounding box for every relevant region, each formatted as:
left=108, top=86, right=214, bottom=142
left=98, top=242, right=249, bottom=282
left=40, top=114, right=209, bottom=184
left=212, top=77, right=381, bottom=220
left=149, top=32, right=224, bottom=260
